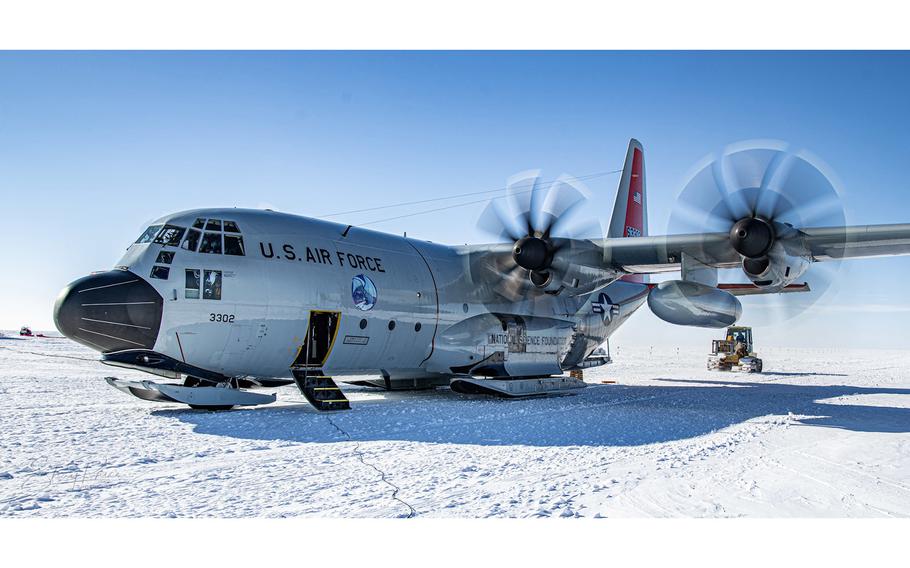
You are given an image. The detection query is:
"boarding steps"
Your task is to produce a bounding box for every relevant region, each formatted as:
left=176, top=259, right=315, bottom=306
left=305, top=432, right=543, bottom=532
left=291, top=367, right=350, bottom=411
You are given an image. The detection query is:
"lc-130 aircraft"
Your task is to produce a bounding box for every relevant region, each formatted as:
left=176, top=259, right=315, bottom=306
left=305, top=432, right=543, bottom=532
left=54, top=139, right=910, bottom=410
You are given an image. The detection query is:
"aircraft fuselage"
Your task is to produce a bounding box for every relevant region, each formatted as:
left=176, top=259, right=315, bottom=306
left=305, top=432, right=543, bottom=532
left=55, top=208, right=648, bottom=386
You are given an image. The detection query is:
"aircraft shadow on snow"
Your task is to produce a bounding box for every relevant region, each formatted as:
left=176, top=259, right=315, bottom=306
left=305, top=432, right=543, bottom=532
left=156, top=378, right=910, bottom=448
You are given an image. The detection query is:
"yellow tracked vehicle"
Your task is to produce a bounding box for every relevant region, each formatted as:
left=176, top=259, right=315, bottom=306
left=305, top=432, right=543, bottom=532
left=707, top=326, right=763, bottom=373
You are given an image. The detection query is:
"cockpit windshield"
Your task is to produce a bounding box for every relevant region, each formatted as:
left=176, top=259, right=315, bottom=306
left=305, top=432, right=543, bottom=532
left=135, top=225, right=163, bottom=244
left=181, top=229, right=201, bottom=251
left=135, top=218, right=245, bottom=256
left=180, top=218, right=245, bottom=256
left=135, top=224, right=188, bottom=247
left=199, top=232, right=222, bottom=254
left=153, top=225, right=186, bottom=247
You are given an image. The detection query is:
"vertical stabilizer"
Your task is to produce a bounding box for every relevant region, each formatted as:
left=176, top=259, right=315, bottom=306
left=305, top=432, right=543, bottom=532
left=608, top=139, right=648, bottom=239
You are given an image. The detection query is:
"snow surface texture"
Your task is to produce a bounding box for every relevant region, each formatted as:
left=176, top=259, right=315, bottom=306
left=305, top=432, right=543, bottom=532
left=2, top=338, right=910, bottom=517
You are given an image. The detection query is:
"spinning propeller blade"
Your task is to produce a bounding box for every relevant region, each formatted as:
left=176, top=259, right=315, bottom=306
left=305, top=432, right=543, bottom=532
left=668, top=141, right=847, bottom=324
left=474, top=171, right=601, bottom=302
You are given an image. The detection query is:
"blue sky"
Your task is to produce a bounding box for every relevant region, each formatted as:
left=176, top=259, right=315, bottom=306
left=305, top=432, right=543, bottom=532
left=1, top=52, right=908, bottom=347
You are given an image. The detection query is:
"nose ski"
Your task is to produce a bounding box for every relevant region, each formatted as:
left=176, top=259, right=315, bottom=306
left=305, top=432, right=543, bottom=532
left=105, top=377, right=276, bottom=410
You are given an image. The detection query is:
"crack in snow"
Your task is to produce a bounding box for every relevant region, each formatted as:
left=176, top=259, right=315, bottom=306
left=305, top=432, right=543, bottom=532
left=324, top=414, right=417, bottom=518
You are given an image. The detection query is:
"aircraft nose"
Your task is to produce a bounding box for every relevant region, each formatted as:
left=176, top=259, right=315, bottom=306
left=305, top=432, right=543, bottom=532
left=53, top=270, right=164, bottom=353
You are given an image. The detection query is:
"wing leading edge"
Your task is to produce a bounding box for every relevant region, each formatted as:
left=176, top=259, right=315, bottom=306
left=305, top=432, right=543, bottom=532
left=600, top=223, right=910, bottom=275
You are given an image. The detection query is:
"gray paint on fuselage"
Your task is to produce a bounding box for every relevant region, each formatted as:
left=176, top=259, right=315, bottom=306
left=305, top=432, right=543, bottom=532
left=115, top=208, right=648, bottom=381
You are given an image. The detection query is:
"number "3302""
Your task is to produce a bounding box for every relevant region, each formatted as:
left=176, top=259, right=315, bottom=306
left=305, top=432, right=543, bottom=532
left=210, top=313, right=235, bottom=323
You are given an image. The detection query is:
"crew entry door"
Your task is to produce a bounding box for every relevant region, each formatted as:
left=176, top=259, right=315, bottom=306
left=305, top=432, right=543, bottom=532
left=293, top=310, right=341, bottom=371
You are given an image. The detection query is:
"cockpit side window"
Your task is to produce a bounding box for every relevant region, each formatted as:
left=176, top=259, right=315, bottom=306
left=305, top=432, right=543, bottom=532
left=205, top=219, right=222, bottom=231
left=135, top=225, right=163, bottom=244
left=181, top=228, right=202, bottom=252
left=185, top=269, right=200, bottom=299
left=193, top=218, right=206, bottom=229
left=150, top=265, right=170, bottom=280
left=223, top=221, right=241, bottom=233
left=153, top=225, right=186, bottom=247
left=199, top=232, right=222, bottom=254
left=224, top=234, right=245, bottom=256
left=203, top=270, right=222, bottom=300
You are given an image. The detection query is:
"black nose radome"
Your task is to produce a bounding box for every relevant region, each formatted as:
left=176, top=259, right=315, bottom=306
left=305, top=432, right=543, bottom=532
left=54, top=270, right=163, bottom=353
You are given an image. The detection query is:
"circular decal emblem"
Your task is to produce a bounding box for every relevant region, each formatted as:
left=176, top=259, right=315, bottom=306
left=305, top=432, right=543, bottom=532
left=351, top=274, right=378, bottom=311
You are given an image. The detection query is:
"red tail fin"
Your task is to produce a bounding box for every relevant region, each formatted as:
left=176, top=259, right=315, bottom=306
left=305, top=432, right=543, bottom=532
left=608, top=138, right=647, bottom=239
left=609, top=139, right=648, bottom=283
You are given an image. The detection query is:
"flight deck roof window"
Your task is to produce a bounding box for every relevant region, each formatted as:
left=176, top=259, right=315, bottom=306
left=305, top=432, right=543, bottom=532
left=153, top=225, right=186, bottom=247
left=135, top=225, right=163, bottom=244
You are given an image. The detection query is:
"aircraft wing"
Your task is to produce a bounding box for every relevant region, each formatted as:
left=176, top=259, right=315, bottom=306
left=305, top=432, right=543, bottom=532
left=801, top=223, right=910, bottom=260
left=601, top=223, right=910, bottom=274
left=602, top=232, right=738, bottom=274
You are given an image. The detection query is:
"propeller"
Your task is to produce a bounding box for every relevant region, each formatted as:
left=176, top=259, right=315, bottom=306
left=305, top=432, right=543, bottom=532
left=473, top=170, right=602, bottom=301
left=668, top=140, right=847, bottom=325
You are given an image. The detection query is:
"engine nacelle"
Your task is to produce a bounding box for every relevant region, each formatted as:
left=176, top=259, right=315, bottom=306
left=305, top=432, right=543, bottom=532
left=648, top=280, right=742, bottom=328
left=741, top=241, right=810, bottom=290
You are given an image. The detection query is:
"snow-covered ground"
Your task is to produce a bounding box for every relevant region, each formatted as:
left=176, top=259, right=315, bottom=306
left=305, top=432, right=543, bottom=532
left=1, top=336, right=909, bottom=517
